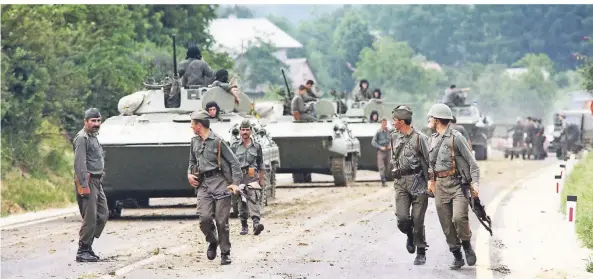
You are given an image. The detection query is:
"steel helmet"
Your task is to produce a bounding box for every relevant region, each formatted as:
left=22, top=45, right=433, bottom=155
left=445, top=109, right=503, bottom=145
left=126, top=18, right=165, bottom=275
left=240, top=119, right=252, bottom=129
left=427, top=103, right=453, bottom=120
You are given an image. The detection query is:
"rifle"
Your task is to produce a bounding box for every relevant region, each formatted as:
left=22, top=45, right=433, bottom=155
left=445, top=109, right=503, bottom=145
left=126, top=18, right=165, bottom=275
left=237, top=188, right=257, bottom=205
left=463, top=185, right=493, bottom=236
left=281, top=69, right=293, bottom=116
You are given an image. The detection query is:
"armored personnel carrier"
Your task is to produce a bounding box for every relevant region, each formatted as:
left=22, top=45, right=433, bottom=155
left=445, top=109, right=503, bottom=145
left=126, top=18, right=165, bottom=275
left=449, top=104, right=494, bottom=160
left=227, top=117, right=281, bottom=207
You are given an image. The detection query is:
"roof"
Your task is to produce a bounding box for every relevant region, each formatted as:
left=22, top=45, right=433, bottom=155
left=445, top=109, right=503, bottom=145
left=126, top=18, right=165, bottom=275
left=285, top=58, right=317, bottom=89
left=209, top=17, right=303, bottom=55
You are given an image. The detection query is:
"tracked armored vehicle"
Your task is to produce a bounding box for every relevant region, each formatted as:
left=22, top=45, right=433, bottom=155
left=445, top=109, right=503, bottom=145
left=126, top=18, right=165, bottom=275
left=228, top=118, right=281, bottom=208
left=449, top=104, right=494, bottom=161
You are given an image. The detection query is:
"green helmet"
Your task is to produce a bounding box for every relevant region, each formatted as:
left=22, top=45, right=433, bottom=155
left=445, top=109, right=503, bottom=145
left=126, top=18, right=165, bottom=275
left=427, top=103, right=453, bottom=120
left=240, top=119, right=252, bottom=129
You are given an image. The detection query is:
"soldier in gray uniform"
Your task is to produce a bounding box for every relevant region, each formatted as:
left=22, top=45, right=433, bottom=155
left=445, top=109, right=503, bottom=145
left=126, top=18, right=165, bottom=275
left=291, top=85, right=318, bottom=122
left=390, top=105, right=430, bottom=265
left=353, top=79, right=371, bottom=102
left=426, top=103, right=479, bottom=270
left=187, top=110, right=242, bottom=265
left=230, top=120, right=266, bottom=236
left=179, top=45, right=215, bottom=88
left=211, top=69, right=240, bottom=104
left=303, top=80, right=320, bottom=102
left=371, top=117, right=393, bottom=187
left=72, top=108, right=109, bottom=262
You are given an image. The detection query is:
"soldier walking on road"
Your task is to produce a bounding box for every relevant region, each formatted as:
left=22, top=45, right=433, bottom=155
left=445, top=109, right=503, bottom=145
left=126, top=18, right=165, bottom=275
left=230, top=120, right=266, bottom=236
left=390, top=105, right=430, bottom=265
left=426, top=103, right=480, bottom=270
left=73, top=108, right=109, bottom=263
left=371, top=118, right=393, bottom=186
left=188, top=110, right=242, bottom=265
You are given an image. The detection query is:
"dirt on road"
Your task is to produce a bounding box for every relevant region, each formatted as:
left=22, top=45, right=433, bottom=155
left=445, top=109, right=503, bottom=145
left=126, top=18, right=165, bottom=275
left=1, top=152, right=553, bottom=279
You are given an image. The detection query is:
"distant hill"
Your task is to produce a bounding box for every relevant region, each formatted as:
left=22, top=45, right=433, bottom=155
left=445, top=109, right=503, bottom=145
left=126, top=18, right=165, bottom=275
left=217, top=4, right=345, bottom=24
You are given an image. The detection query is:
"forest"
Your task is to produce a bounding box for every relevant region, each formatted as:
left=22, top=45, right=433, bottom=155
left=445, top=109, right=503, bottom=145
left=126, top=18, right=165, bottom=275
left=1, top=4, right=592, bottom=214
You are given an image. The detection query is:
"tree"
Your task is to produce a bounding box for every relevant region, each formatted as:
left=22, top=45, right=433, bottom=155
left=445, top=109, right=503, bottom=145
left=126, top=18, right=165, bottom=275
left=235, top=39, right=289, bottom=90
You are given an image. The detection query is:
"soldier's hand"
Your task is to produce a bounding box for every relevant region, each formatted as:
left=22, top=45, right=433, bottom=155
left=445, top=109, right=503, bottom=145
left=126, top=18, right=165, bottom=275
left=471, top=182, right=479, bottom=197
left=227, top=184, right=240, bottom=195
left=379, top=146, right=386, bottom=151
left=427, top=180, right=435, bottom=195
left=188, top=174, right=199, bottom=188
left=78, top=186, right=91, bottom=198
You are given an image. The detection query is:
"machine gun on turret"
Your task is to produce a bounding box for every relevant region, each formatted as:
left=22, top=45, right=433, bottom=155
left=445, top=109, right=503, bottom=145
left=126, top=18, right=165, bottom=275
left=280, top=69, right=293, bottom=116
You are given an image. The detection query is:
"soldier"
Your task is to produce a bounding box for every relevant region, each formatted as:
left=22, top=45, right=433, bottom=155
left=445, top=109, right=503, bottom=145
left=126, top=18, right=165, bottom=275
left=442, top=85, right=470, bottom=107
left=205, top=102, right=221, bottom=120
left=211, top=69, right=240, bottom=104
left=426, top=103, right=479, bottom=270
left=372, top=88, right=382, bottom=99
left=230, top=120, right=266, bottom=236
left=390, top=105, right=430, bottom=265
left=187, top=110, right=242, bottom=265
left=302, top=80, right=320, bottom=102
left=180, top=45, right=215, bottom=88
left=73, top=108, right=109, bottom=262
left=354, top=79, right=371, bottom=102
left=507, top=117, right=525, bottom=149
left=371, top=117, right=393, bottom=186
left=451, top=116, right=471, bottom=145
left=291, top=85, right=318, bottom=122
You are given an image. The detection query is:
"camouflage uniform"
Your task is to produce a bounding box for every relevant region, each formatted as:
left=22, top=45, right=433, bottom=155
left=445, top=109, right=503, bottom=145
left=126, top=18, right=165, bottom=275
left=291, top=94, right=317, bottom=121
left=230, top=121, right=266, bottom=236
left=371, top=123, right=393, bottom=186
left=428, top=124, right=479, bottom=269
left=188, top=111, right=242, bottom=264
left=390, top=106, right=430, bottom=265
left=73, top=108, right=108, bottom=262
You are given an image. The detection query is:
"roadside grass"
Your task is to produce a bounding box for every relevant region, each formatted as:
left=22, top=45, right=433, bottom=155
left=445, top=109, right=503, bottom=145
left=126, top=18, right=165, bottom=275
left=1, top=121, right=76, bottom=216
left=561, top=151, right=593, bottom=251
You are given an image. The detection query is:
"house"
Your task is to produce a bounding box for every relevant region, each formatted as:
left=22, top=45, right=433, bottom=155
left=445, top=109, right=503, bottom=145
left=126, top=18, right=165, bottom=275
left=208, top=16, right=318, bottom=96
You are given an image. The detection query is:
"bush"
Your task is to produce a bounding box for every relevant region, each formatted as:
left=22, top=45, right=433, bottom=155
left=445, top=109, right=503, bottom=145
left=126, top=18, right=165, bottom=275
left=561, top=152, right=593, bottom=250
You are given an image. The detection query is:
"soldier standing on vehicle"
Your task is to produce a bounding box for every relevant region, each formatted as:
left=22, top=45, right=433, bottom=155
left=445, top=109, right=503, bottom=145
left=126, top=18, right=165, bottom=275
left=354, top=79, right=372, bottom=102
left=73, top=108, right=109, bottom=263
left=390, top=105, right=430, bottom=265
left=291, top=85, right=318, bottom=122
left=426, top=103, right=480, bottom=270
left=188, top=110, right=242, bottom=265
left=371, top=118, right=393, bottom=187
left=442, top=85, right=470, bottom=107
left=179, top=45, right=215, bottom=88
left=230, top=120, right=266, bottom=236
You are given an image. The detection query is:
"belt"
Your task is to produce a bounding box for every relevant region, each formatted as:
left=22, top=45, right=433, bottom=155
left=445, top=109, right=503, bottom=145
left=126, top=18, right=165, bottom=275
left=393, top=168, right=420, bottom=177
left=90, top=173, right=103, bottom=178
left=200, top=169, right=220, bottom=178
left=434, top=169, right=457, bottom=179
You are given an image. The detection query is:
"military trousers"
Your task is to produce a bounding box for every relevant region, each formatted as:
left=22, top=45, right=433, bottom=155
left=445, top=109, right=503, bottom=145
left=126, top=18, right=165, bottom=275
left=299, top=113, right=317, bottom=122
left=394, top=175, right=428, bottom=248
left=76, top=175, right=109, bottom=246
left=196, top=174, right=232, bottom=254
left=238, top=184, right=262, bottom=221
left=434, top=176, right=472, bottom=250
left=376, top=150, right=391, bottom=179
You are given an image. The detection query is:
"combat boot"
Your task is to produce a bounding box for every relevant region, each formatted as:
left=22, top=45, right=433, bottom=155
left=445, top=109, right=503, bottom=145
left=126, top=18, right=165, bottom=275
left=380, top=176, right=387, bottom=187
left=220, top=252, right=232, bottom=265
left=253, top=218, right=264, bottom=236
left=206, top=241, right=218, bottom=260
left=406, top=232, right=415, bottom=254
left=462, top=240, right=477, bottom=266
left=240, top=220, right=248, bottom=235
left=76, top=242, right=98, bottom=262
left=413, top=247, right=426, bottom=265
left=450, top=248, right=465, bottom=270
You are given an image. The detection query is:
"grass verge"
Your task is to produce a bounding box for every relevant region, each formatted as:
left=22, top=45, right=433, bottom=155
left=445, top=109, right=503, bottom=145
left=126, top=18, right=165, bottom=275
left=1, top=120, right=76, bottom=216
left=561, top=151, right=593, bottom=251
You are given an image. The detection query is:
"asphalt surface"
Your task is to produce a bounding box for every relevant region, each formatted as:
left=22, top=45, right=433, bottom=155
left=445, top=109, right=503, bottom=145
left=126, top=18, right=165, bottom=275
left=1, top=151, right=555, bottom=279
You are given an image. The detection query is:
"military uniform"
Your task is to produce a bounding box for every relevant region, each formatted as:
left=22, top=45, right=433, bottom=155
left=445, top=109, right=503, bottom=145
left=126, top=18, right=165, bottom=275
left=230, top=120, right=266, bottom=236
left=182, top=59, right=215, bottom=88
left=291, top=94, right=317, bottom=121
left=371, top=123, right=393, bottom=186
left=73, top=108, right=109, bottom=262
left=427, top=103, right=479, bottom=269
left=188, top=110, right=242, bottom=265
left=390, top=106, right=430, bottom=265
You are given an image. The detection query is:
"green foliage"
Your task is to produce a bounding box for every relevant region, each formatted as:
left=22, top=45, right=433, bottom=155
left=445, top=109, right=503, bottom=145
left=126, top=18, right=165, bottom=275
left=561, top=152, right=593, bottom=250
left=216, top=4, right=255, bottom=18
left=235, top=39, right=289, bottom=90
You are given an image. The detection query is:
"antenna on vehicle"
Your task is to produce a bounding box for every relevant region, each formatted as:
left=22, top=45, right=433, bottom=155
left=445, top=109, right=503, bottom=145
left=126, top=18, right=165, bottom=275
left=172, top=34, right=178, bottom=78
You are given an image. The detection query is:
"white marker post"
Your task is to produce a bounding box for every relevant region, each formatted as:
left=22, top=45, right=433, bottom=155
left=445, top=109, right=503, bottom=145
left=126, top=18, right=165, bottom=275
left=559, top=163, right=566, bottom=178
left=554, top=175, right=562, bottom=194
left=566, top=195, right=577, bottom=234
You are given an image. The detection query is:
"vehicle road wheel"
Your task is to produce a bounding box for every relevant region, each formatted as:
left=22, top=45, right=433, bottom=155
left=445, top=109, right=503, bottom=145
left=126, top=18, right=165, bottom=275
left=331, top=156, right=354, bottom=186
left=107, top=198, right=123, bottom=219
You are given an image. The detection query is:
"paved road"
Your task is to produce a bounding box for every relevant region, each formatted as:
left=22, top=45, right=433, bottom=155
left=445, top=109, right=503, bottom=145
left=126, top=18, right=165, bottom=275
left=1, top=151, right=555, bottom=279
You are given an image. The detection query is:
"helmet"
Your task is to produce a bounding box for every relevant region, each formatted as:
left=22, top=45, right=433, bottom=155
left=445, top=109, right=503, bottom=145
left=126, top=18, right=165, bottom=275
left=240, top=119, right=252, bottom=129
left=427, top=103, right=453, bottom=120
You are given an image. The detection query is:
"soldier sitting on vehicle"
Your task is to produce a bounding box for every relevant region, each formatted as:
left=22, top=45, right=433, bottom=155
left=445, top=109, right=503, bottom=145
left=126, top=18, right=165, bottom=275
left=180, top=45, right=215, bottom=89
left=353, top=79, right=372, bottom=102
left=372, top=88, right=382, bottom=99
left=303, top=80, right=320, bottom=102
left=369, top=111, right=380, bottom=123
left=291, top=85, right=318, bottom=122
left=210, top=69, right=240, bottom=104
left=205, top=101, right=221, bottom=120
left=442, top=85, right=470, bottom=107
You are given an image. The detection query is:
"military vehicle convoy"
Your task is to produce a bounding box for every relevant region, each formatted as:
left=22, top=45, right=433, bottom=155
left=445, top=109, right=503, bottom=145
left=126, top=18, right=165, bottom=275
left=449, top=104, right=494, bottom=160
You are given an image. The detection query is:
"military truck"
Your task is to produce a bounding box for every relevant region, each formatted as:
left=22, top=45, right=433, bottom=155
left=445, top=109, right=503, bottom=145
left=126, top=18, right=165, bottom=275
left=449, top=104, right=494, bottom=160
left=227, top=117, right=281, bottom=207
left=552, top=109, right=593, bottom=159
